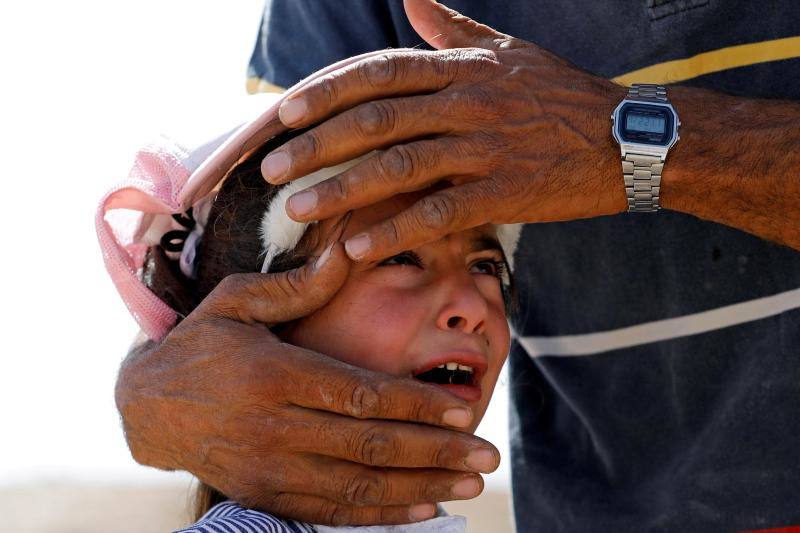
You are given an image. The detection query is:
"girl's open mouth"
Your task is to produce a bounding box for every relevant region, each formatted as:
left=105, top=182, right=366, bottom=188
left=413, top=359, right=484, bottom=403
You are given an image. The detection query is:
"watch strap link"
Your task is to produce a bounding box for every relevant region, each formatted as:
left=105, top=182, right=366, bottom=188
left=627, top=83, right=668, bottom=102
left=623, top=153, right=662, bottom=212
left=624, top=83, right=667, bottom=213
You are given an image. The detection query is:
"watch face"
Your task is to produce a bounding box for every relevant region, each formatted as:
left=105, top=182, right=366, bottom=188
left=617, top=103, right=675, bottom=146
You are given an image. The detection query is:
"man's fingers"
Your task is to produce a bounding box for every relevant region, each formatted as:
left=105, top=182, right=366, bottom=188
left=287, top=359, right=473, bottom=428
left=264, top=93, right=459, bottom=186
left=200, top=242, right=350, bottom=325
left=225, top=329, right=481, bottom=431
left=283, top=360, right=478, bottom=429
left=404, top=0, right=518, bottom=51
left=286, top=137, right=488, bottom=222
left=271, top=49, right=496, bottom=131
left=292, top=408, right=499, bottom=473
left=265, top=492, right=438, bottom=527
left=344, top=180, right=496, bottom=262
left=292, top=454, right=485, bottom=506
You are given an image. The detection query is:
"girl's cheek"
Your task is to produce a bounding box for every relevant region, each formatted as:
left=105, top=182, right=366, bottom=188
left=306, top=283, right=422, bottom=374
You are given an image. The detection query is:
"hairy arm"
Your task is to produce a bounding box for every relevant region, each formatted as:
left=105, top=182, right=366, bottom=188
left=665, top=87, right=800, bottom=250
left=259, top=0, right=800, bottom=261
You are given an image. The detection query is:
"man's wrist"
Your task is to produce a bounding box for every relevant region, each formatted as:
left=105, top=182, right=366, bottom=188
left=656, top=85, right=713, bottom=214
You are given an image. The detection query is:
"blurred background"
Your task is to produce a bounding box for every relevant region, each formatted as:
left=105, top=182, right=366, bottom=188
left=0, top=1, right=513, bottom=531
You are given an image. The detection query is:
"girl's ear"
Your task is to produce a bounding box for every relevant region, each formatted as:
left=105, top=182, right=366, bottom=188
left=142, top=245, right=197, bottom=319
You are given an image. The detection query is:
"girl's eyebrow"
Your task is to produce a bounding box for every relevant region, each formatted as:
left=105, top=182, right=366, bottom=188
left=467, top=234, right=504, bottom=255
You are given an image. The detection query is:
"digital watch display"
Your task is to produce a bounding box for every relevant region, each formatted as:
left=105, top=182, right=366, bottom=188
left=616, top=103, right=674, bottom=145
left=611, top=84, right=680, bottom=213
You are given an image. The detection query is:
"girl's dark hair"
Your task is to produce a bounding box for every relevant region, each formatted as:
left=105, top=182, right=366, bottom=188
left=143, top=129, right=311, bottom=320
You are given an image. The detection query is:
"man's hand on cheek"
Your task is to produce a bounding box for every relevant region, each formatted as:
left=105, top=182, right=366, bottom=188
left=115, top=244, right=499, bottom=526
left=260, top=0, right=629, bottom=263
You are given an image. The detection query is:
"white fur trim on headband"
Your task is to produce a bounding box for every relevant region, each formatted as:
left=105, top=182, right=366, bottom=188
left=259, top=153, right=374, bottom=273
left=496, top=223, right=523, bottom=271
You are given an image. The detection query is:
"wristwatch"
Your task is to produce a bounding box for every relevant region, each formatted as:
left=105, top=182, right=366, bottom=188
left=611, top=84, right=680, bottom=212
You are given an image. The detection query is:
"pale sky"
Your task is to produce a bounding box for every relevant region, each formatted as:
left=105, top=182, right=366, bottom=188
left=0, top=0, right=510, bottom=491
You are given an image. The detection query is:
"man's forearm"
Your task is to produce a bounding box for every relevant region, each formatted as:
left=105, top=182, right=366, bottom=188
left=662, top=86, right=800, bottom=251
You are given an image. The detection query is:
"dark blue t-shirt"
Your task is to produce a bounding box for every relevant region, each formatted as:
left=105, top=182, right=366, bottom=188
left=248, top=2, right=800, bottom=531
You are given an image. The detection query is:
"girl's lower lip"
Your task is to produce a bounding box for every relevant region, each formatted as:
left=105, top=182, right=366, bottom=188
left=431, top=383, right=482, bottom=403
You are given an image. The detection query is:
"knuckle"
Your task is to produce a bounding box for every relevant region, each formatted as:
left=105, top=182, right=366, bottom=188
left=382, top=218, right=403, bottom=249
left=355, top=101, right=397, bottom=137
left=341, top=381, right=381, bottom=418
left=325, top=502, right=353, bottom=527
left=406, top=399, right=426, bottom=425
left=466, top=48, right=500, bottom=68
left=439, top=86, right=504, bottom=123
left=343, top=470, right=389, bottom=505
left=214, top=272, right=246, bottom=296
left=298, top=130, right=326, bottom=160
left=377, top=145, right=419, bottom=183
left=325, top=174, right=349, bottom=202
left=206, top=273, right=254, bottom=318
left=278, top=266, right=309, bottom=298
left=447, top=48, right=499, bottom=79
left=419, top=194, right=458, bottom=230
left=352, top=425, right=398, bottom=467
left=378, top=505, right=406, bottom=525
left=264, top=491, right=310, bottom=521
left=427, top=53, right=449, bottom=80
left=317, top=75, right=340, bottom=108
left=431, top=436, right=462, bottom=468
left=359, top=54, right=400, bottom=88
left=234, top=475, right=280, bottom=512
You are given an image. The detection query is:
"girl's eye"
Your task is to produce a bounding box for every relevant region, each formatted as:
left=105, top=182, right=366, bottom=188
left=378, top=251, right=424, bottom=268
left=471, top=259, right=507, bottom=280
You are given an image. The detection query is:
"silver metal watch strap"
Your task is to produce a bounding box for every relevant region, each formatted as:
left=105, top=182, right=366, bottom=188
left=623, top=152, right=662, bottom=213
left=628, top=83, right=668, bottom=102
left=624, top=83, right=667, bottom=213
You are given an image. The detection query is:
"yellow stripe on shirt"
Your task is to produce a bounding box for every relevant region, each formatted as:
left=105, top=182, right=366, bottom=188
left=246, top=36, right=800, bottom=92
left=612, top=35, right=800, bottom=86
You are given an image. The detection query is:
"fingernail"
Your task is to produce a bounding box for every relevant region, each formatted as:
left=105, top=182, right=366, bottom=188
left=288, top=189, right=318, bottom=217
left=451, top=477, right=481, bottom=499
left=442, top=407, right=472, bottom=428
left=344, top=233, right=371, bottom=260
left=314, top=243, right=335, bottom=271
left=262, top=151, right=291, bottom=182
left=465, top=449, right=498, bottom=473
left=279, top=97, right=308, bottom=125
left=408, top=503, right=436, bottom=522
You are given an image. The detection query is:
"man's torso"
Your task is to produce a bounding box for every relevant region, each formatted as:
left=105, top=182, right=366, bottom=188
left=249, top=2, right=800, bottom=531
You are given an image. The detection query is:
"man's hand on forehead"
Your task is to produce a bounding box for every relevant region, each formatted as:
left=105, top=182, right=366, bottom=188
left=116, top=243, right=499, bottom=526
left=260, top=0, right=628, bottom=263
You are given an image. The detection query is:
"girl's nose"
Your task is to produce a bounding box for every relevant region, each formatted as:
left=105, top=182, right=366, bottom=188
left=436, top=276, right=489, bottom=335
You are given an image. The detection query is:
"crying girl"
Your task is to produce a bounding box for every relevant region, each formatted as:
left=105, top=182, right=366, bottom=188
left=99, top=94, right=520, bottom=533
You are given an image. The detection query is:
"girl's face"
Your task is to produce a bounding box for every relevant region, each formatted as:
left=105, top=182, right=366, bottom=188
left=282, top=191, right=511, bottom=432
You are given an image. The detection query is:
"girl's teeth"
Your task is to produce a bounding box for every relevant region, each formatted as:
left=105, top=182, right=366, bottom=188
left=438, top=362, right=475, bottom=373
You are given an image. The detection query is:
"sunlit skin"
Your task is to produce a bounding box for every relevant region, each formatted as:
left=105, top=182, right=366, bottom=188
left=282, top=191, right=511, bottom=433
